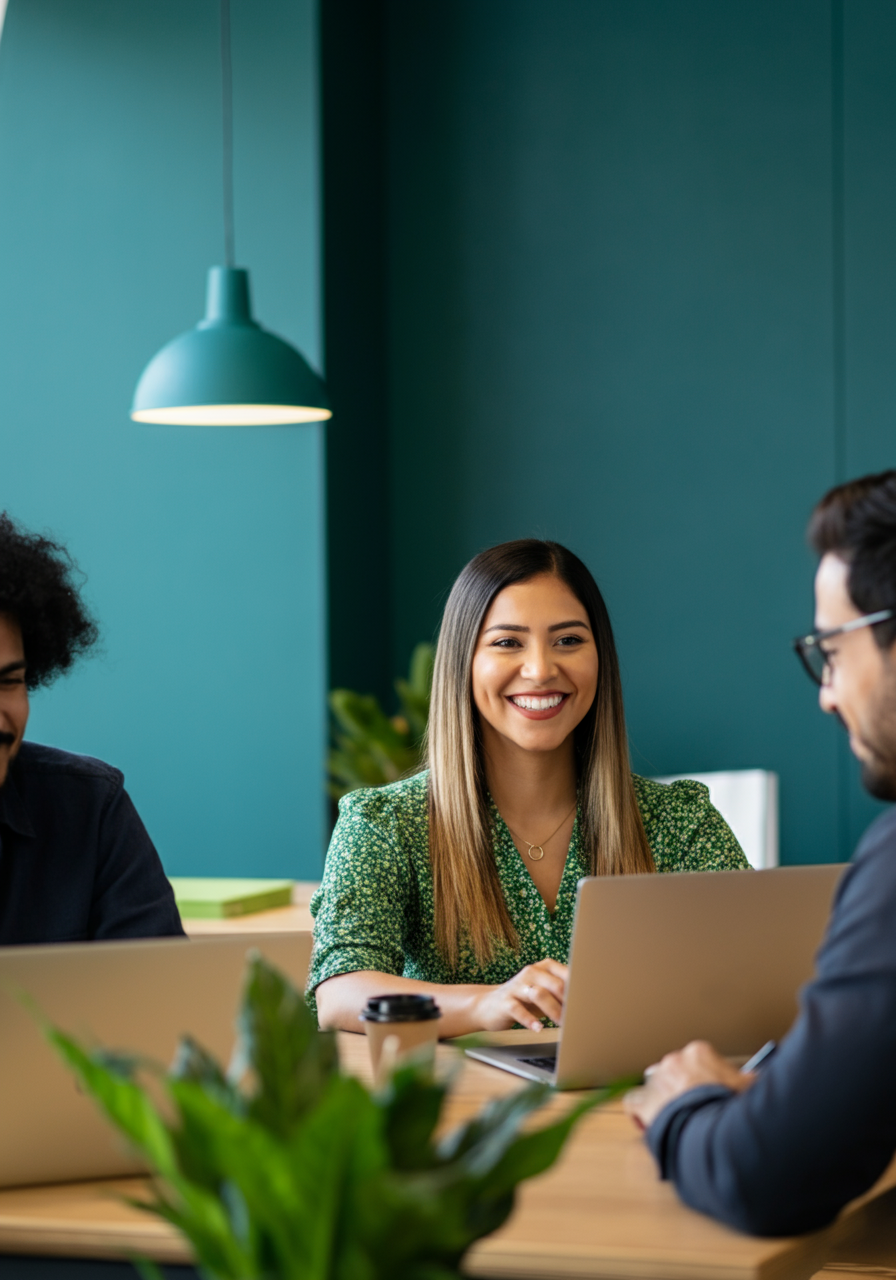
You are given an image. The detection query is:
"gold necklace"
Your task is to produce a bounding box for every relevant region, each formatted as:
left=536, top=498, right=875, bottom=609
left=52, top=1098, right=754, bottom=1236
left=505, top=802, right=577, bottom=861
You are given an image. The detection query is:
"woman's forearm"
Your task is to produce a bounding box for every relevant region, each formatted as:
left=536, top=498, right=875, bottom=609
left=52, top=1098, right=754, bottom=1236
left=314, top=969, right=493, bottom=1038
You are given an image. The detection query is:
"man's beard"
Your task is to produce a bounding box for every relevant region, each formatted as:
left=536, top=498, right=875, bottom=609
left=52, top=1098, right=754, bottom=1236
left=860, top=758, right=896, bottom=802
left=854, top=667, right=896, bottom=802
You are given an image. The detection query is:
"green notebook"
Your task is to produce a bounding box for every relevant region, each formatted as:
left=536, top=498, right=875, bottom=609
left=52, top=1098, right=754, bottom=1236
left=169, top=877, right=294, bottom=919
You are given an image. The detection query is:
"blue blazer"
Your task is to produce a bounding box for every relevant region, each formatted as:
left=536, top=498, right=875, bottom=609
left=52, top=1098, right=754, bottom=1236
left=647, top=804, right=896, bottom=1236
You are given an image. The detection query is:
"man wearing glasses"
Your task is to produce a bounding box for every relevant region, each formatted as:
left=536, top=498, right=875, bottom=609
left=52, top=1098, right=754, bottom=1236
left=626, top=470, right=896, bottom=1236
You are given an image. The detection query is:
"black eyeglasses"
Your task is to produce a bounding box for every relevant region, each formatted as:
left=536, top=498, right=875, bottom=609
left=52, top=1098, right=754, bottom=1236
left=793, top=609, right=895, bottom=686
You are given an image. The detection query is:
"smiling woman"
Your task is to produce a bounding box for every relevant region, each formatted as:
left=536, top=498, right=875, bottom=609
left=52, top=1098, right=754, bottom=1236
left=309, top=540, right=748, bottom=1037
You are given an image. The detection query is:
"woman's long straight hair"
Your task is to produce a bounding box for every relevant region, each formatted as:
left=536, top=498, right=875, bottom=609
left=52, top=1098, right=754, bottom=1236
left=426, top=539, right=655, bottom=968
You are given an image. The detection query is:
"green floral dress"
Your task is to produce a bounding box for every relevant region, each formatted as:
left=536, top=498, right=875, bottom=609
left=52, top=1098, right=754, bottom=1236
left=307, top=770, right=748, bottom=1017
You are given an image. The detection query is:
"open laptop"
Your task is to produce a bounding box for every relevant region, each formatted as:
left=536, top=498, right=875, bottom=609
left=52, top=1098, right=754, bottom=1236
left=466, top=865, right=846, bottom=1088
left=0, top=930, right=312, bottom=1188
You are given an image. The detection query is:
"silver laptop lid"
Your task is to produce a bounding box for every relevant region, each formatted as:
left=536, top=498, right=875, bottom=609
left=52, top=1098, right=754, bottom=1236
left=552, top=864, right=845, bottom=1087
left=0, top=931, right=312, bottom=1189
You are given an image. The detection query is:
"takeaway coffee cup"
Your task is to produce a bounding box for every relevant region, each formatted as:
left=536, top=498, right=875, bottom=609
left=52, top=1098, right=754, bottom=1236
left=360, top=993, right=442, bottom=1083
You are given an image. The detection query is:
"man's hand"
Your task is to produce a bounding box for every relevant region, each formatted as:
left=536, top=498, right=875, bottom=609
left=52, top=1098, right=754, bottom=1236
left=624, top=1040, right=756, bottom=1130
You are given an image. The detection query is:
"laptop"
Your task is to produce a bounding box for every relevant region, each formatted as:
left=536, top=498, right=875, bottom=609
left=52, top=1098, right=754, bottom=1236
left=0, top=930, right=312, bottom=1189
left=466, top=864, right=846, bottom=1088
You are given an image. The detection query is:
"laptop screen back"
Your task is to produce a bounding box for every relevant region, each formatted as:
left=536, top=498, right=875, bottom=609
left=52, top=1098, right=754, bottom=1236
left=0, top=931, right=311, bottom=1188
left=555, top=864, right=845, bottom=1087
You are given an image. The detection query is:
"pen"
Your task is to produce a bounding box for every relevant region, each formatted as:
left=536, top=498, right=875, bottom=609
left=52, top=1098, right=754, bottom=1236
left=741, top=1039, right=777, bottom=1074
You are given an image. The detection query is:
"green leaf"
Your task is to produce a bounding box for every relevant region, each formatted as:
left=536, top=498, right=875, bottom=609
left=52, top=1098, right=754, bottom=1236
left=285, top=1076, right=386, bottom=1280
left=170, top=1035, right=229, bottom=1089
left=140, top=1184, right=256, bottom=1280
left=43, top=953, right=612, bottom=1280
left=463, top=1097, right=592, bottom=1194
left=46, top=1028, right=178, bottom=1179
left=395, top=643, right=434, bottom=742
left=167, top=1081, right=310, bottom=1274
left=170, top=1036, right=241, bottom=1112
left=327, top=742, right=394, bottom=795
left=378, top=1064, right=448, bottom=1171
left=409, top=642, right=435, bottom=697
left=327, top=644, right=431, bottom=797
left=237, top=953, right=338, bottom=1135
left=170, top=1073, right=379, bottom=1280
left=91, top=1049, right=152, bottom=1079
left=329, top=691, right=407, bottom=752
left=436, top=1081, right=552, bottom=1163
left=131, top=1255, right=166, bottom=1280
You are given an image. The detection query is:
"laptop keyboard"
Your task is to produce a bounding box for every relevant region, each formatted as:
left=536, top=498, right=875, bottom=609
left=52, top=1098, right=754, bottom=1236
left=518, top=1054, right=558, bottom=1071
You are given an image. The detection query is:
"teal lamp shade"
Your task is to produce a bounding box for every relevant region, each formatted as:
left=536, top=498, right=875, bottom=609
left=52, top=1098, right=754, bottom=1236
left=131, top=266, right=332, bottom=426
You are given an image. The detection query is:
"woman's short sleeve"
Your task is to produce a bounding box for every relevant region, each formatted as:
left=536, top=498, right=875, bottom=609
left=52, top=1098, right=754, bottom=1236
left=633, top=776, right=750, bottom=872
left=305, top=788, right=413, bottom=1018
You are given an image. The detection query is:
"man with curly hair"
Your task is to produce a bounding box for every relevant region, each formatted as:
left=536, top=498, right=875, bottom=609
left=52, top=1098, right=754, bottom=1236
left=0, top=512, right=183, bottom=943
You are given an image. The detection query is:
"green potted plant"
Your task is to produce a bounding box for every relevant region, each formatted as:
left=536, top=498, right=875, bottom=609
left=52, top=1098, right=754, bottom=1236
left=46, top=954, right=624, bottom=1280
left=328, top=642, right=434, bottom=799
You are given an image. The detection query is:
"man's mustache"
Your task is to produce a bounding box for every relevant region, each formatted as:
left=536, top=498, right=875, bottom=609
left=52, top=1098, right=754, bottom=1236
left=0, top=732, right=15, bottom=747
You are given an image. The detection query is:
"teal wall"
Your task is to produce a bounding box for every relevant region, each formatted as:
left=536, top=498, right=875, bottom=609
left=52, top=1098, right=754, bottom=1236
left=841, top=0, right=896, bottom=855
left=326, top=0, right=896, bottom=864
left=0, top=0, right=328, bottom=878
left=8, top=0, right=889, bottom=875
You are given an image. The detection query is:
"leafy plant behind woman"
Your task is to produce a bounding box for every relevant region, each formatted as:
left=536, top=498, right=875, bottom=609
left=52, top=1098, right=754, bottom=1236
left=327, top=642, right=434, bottom=798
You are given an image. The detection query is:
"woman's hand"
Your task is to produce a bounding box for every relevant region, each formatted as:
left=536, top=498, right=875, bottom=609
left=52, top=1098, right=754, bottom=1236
left=315, top=964, right=568, bottom=1038
left=471, top=958, right=569, bottom=1032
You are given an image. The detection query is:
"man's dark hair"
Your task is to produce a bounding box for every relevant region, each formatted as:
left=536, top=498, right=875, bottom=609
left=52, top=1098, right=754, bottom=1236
left=809, top=470, right=896, bottom=648
left=0, top=513, right=99, bottom=688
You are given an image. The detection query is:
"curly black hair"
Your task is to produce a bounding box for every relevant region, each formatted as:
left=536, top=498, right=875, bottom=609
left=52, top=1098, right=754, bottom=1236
left=0, top=513, right=99, bottom=689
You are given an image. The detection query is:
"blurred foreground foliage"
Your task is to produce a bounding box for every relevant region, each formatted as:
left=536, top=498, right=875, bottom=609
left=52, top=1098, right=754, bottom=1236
left=45, top=953, right=625, bottom=1280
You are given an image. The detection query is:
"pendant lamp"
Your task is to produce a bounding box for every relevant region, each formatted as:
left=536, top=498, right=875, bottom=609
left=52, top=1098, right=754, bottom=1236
left=131, top=0, right=331, bottom=427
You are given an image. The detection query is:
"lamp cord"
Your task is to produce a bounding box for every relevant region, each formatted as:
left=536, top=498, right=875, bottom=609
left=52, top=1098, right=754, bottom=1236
left=220, top=0, right=235, bottom=267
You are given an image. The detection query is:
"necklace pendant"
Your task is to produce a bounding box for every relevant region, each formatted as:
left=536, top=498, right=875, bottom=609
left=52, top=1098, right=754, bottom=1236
left=526, top=844, right=545, bottom=861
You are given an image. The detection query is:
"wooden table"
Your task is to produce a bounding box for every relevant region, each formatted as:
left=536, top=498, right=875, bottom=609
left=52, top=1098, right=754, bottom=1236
left=0, top=1027, right=893, bottom=1280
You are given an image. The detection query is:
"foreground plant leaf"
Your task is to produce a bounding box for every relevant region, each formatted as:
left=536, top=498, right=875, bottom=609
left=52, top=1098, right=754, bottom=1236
left=236, top=956, right=338, bottom=1135
left=47, top=953, right=615, bottom=1280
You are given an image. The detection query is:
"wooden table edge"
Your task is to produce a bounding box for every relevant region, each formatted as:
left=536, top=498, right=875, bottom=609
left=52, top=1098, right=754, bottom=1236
left=464, top=1226, right=840, bottom=1280
left=0, top=1194, right=846, bottom=1280
left=0, top=1215, right=192, bottom=1265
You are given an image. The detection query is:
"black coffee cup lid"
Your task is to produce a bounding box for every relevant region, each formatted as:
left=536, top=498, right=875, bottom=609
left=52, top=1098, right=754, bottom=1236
left=360, top=993, right=442, bottom=1023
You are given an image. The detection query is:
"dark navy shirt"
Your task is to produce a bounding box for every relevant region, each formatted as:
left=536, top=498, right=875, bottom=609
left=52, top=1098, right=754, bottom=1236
left=0, top=740, right=184, bottom=944
left=647, top=804, right=896, bottom=1237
